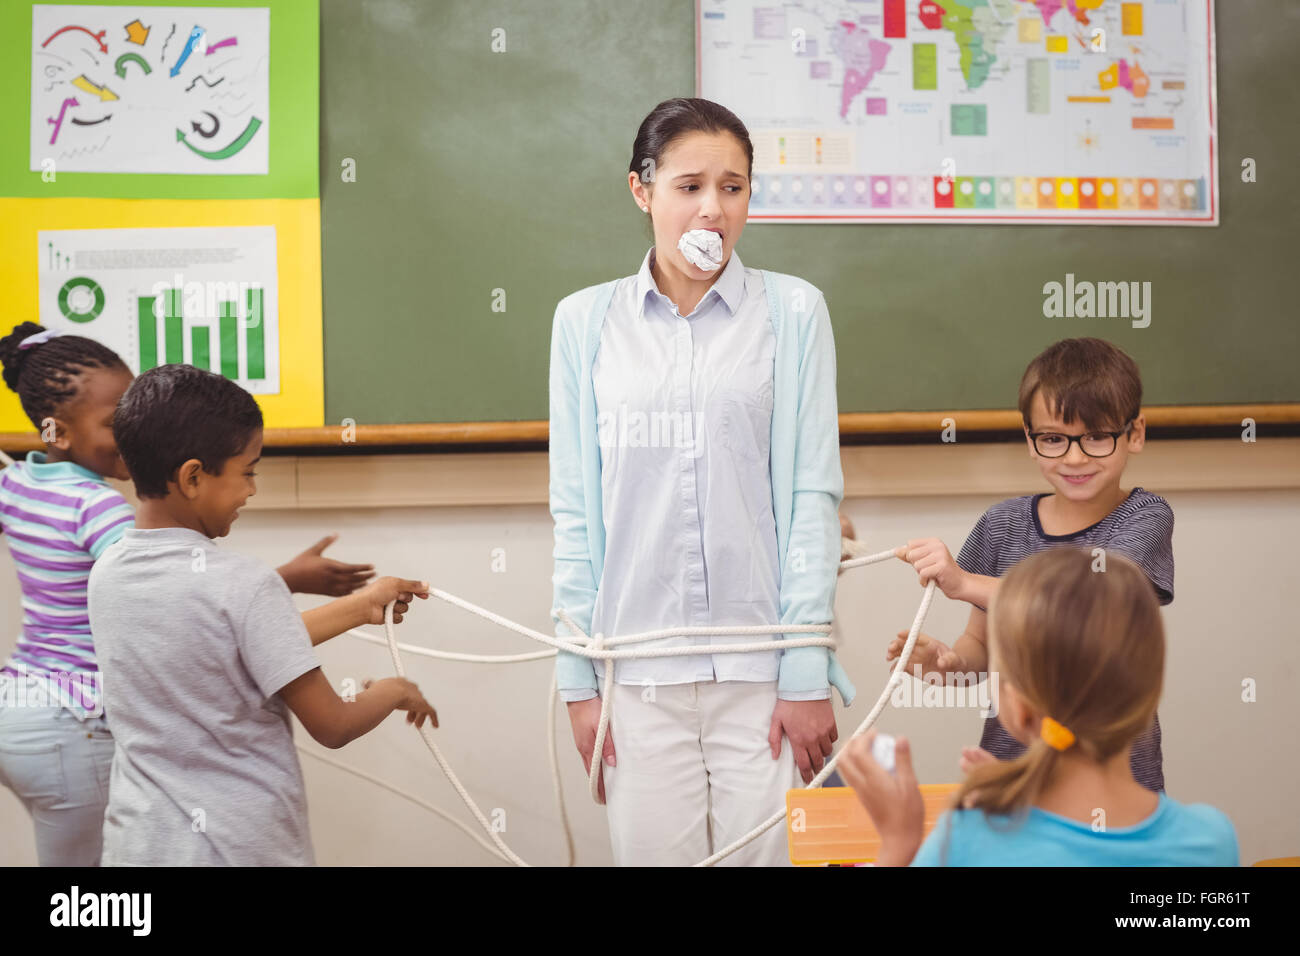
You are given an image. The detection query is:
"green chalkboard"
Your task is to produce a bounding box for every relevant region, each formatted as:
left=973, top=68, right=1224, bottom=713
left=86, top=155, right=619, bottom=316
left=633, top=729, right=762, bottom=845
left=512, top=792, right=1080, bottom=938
left=319, top=0, right=1298, bottom=427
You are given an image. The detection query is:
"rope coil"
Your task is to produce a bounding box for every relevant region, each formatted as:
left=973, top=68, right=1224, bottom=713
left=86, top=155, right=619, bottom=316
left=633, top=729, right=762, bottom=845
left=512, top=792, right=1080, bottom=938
left=314, top=540, right=936, bottom=867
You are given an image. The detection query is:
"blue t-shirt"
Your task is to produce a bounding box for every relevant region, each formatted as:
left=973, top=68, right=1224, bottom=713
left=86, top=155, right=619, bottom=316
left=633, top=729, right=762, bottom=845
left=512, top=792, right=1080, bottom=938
left=911, top=793, right=1238, bottom=866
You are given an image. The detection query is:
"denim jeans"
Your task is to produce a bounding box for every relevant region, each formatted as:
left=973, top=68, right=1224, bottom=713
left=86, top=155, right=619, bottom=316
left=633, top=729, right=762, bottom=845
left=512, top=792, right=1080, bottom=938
left=0, top=703, right=114, bottom=866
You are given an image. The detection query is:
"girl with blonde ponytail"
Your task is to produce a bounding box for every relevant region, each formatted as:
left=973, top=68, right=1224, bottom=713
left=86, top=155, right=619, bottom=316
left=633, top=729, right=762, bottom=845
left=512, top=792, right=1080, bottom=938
left=839, top=547, right=1237, bottom=866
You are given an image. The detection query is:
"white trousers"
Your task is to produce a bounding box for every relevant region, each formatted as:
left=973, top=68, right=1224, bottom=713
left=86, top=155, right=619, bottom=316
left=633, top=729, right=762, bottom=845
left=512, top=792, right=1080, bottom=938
left=603, top=679, right=801, bottom=866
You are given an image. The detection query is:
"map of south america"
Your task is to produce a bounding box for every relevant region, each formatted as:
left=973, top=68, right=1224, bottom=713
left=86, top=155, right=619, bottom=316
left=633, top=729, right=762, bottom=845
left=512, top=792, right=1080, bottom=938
left=830, top=21, right=891, bottom=117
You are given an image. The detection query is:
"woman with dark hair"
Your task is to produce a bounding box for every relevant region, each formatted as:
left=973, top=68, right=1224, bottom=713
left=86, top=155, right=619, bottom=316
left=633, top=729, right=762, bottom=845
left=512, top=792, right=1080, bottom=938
left=548, top=97, right=855, bottom=865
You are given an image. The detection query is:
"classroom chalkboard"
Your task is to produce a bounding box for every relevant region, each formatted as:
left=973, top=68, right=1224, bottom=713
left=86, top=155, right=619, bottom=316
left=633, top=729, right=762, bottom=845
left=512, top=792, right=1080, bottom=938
left=318, top=0, right=1298, bottom=430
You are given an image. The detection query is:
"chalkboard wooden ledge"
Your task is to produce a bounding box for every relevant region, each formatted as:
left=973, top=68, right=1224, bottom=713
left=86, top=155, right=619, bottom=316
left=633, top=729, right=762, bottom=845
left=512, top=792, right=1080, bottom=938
left=0, top=403, right=1294, bottom=454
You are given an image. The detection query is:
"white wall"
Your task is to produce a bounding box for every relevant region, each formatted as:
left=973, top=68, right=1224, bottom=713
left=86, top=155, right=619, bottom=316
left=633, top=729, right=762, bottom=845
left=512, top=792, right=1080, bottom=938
left=2, top=485, right=1295, bottom=866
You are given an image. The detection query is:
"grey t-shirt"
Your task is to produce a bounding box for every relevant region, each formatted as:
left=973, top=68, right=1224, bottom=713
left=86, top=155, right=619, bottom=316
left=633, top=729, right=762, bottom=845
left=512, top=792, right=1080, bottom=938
left=89, top=526, right=320, bottom=865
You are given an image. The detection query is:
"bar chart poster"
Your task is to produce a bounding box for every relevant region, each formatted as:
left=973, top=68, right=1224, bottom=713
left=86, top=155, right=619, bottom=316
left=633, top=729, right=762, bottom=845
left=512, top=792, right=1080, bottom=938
left=36, top=225, right=280, bottom=394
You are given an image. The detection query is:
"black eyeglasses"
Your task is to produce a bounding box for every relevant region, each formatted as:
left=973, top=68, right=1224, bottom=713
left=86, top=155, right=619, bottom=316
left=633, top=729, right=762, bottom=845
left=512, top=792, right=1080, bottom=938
left=1027, top=421, right=1133, bottom=458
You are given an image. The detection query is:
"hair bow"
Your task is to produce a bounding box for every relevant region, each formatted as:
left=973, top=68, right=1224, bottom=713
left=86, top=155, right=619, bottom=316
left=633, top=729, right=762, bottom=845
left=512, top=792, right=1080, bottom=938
left=17, top=328, right=66, bottom=350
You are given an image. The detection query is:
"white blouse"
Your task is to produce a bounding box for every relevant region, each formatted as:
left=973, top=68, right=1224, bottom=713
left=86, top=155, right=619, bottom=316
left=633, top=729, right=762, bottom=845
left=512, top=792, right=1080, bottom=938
left=562, top=246, right=827, bottom=702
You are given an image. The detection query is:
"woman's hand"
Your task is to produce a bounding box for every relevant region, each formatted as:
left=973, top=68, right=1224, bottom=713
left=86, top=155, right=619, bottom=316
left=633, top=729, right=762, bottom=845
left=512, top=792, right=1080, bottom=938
left=770, top=698, right=837, bottom=784
left=894, top=538, right=969, bottom=602
left=837, top=731, right=925, bottom=866
left=567, top=697, right=616, bottom=805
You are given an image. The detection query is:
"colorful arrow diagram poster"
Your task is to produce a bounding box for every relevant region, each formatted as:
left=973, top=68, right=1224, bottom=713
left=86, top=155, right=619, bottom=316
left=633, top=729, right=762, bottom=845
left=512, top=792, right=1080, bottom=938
left=31, top=4, right=269, bottom=174
left=38, top=226, right=281, bottom=393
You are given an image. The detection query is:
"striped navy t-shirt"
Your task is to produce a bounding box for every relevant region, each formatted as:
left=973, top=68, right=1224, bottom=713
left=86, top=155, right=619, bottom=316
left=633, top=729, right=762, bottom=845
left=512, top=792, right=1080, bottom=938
left=955, top=488, right=1174, bottom=792
left=0, top=452, right=135, bottom=718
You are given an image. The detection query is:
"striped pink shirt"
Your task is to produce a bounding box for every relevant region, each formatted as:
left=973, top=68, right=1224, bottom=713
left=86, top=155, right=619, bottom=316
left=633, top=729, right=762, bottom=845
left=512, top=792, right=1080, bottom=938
left=0, top=452, right=134, bottom=717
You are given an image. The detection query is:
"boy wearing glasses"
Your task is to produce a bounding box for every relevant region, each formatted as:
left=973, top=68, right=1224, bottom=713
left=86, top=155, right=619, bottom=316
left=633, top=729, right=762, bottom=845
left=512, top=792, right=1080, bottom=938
left=888, top=337, right=1171, bottom=792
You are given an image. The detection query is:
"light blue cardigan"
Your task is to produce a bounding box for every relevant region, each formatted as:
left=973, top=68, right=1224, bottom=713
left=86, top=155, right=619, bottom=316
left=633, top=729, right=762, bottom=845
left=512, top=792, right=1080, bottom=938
left=547, top=268, right=856, bottom=706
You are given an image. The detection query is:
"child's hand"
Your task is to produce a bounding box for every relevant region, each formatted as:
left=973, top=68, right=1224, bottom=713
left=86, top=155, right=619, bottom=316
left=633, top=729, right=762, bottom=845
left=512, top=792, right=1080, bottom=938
left=280, top=534, right=376, bottom=596
left=364, top=677, right=439, bottom=729
left=357, top=577, right=430, bottom=625
left=837, top=514, right=858, bottom=571
left=839, top=513, right=857, bottom=545
left=959, top=745, right=995, bottom=776
left=894, top=538, right=968, bottom=601
left=837, top=731, right=924, bottom=866
left=887, top=630, right=965, bottom=676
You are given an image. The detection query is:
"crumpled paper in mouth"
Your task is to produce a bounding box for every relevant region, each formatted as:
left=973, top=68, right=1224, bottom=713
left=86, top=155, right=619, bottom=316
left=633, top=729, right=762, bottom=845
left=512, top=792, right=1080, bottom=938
left=677, top=229, right=723, bottom=272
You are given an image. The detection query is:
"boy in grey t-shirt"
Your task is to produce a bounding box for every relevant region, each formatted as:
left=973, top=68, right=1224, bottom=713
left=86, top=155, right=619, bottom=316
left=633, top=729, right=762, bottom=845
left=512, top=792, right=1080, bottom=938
left=887, top=338, right=1172, bottom=792
left=90, top=365, right=437, bottom=865
left=93, top=530, right=324, bottom=864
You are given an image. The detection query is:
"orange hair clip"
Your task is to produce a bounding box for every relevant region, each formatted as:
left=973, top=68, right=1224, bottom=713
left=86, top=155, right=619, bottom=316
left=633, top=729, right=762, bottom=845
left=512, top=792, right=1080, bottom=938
left=1040, top=716, right=1075, bottom=751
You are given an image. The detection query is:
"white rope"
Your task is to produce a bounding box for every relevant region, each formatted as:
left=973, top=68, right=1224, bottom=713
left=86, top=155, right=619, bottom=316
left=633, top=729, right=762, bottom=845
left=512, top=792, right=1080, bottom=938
left=341, top=542, right=934, bottom=867
left=295, top=664, right=579, bottom=867
left=546, top=667, right=577, bottom=867
left=377, top=598, right=536, bottom=866
left=0, top=440, right=931, bottom=869
left=694, top=576, right=934, bottom=866
left=296, top=744, right=512, bottom=864
left=345, top=629, right=555, bottom=664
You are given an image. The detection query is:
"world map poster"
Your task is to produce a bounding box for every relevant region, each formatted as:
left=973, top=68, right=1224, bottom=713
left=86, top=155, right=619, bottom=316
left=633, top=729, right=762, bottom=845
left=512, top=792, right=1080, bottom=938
left=697, top=0, right=1217, bottom=224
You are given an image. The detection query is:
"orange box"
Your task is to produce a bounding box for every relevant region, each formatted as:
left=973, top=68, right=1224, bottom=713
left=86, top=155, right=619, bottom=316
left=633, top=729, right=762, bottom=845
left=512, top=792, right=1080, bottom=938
left=1118, top=178, right=1140, bottom=210
left=1138, top=178, right=1160, bottom=210
left=787, top=785, right=959, bottom=866
left=1097, top=178, right=1119, bottom=209
left=1132, top=116, right=1175, bottom=130
left=1077, top=177, right=1098, bottom=209
left=1036, top=177, right=1057, bottom=208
